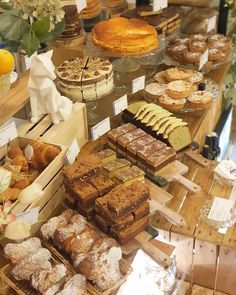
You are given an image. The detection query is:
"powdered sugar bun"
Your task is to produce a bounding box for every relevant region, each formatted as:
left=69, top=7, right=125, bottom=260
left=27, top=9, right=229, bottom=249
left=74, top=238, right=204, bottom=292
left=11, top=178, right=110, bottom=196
left=154, top=71, right=167, bottom=84
left=208, top=47, right=222, bottom=61
left=187, top=71, right=203, bottom=84
left=191, top=34, right=208, bottom=42
left=183, top=51, right=201, bottom=63
left=144, top=83, right=166, bottom=100
left=189, top=41, right=207, bottom=53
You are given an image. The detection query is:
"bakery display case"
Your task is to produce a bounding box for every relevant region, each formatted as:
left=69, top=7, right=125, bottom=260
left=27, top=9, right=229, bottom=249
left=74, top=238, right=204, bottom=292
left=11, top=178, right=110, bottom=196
left=0, top=0, right=235, bottom=295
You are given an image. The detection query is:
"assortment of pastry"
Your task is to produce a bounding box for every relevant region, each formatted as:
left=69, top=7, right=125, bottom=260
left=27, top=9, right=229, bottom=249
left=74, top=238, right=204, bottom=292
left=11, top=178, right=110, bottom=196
left=122, top=6, right=180, bottom=35
left=95, top=181, right=150, bottom=245
left=122, top=104, right=192, bottom=151
left=166, top=34, right=232, bottom=69
left=144, top=67, right=213, bottom=110
left=4, top=237, right=87, bottom=294
left=40, top=209, right=123, bottom=291
left=92, top=17, right=158, bottom=55
left=0, top=141, right=60, bottom=203
left=56, top=57, right=114, bottom=102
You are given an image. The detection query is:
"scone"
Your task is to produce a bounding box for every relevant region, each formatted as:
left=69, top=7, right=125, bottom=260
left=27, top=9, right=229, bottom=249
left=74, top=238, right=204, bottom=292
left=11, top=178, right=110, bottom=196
left=208, top=47, right=222, bottom=61
left=186, top=70, right=203, bottom=85
left=189, top=41, right=207, bottom=53
left=154, top=71, right=167, bottom=84
left=159, top=95, right=186, bottom=111
left=187, top=91, right=213, bottom=109
left=166, top=80, right=196, bottom=99
left=183, top=51, right=201, bottom=63
left=144, top=83, right=166, bottom=101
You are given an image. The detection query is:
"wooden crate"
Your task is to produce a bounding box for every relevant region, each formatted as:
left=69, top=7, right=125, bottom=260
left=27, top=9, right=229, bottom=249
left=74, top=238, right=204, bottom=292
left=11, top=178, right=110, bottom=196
left=0, top=137, right=66, bottom=215
left=17, top=102, right=88, bottom=149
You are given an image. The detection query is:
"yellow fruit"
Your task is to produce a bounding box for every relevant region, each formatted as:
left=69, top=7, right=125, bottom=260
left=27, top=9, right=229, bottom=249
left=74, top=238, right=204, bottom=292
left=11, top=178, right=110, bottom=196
left=0, top=49, right=15, bottom=75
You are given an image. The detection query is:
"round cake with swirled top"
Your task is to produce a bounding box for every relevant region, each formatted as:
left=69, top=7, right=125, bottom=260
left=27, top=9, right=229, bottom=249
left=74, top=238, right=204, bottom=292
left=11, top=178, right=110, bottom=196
left=56, top=57, right=114, bottom=101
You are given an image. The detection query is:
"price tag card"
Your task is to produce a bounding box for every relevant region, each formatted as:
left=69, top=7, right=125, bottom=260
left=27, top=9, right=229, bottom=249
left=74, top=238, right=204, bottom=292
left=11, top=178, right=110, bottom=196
left=0, top=121, right=17, bottom=147
left=132, top=76, right=145, bottom=94
left=112, top=95, right=128, bottom=116
left=16, top=207, right=39, bottom=225
left=207, top=15, right=217, bottom=33
left=153, top=0, right=168, bottom=11
left=65, top=139, right=80, bottom=165
left=199, top=49, right=209, bottom=71
left=91, top=117, right=111, bottom=141
left=208, top=197, right=235, bottom=222
left=76, top=0, right=87, bottom=13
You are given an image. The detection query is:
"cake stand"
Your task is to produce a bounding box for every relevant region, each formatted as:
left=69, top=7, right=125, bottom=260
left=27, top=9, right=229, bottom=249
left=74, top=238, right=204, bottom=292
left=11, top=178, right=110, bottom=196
left=81, top=8, right=109, bottom=32
left=84, top=34, right=166, bottom=89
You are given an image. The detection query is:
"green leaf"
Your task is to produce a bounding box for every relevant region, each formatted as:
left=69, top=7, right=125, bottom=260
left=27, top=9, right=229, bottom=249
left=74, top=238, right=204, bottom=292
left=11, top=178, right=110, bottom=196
left=0, top=2, right=13, bottom=10
left=21, top=32, right=40, bottom=56
left=40, top=19, right=65, bottom=42
left=5, top=40, right=21, bottom=52
left=0, top=14, right=29, bottom=41
left=32, top=16, right=50, bottom=39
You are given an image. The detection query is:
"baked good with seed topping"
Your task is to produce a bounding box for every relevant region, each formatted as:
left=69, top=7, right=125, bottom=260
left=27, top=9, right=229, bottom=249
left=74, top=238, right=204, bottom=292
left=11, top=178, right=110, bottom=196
left=166, top=80, right=196, bottom=99
left=56, top=57, right=114, bottom=102
left=187, top=90, right=213, bottom=109
left=159, top=95, right=186, bottom=111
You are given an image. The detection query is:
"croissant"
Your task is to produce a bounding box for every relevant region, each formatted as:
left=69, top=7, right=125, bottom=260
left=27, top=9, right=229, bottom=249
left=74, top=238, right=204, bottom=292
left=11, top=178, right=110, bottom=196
left=0, top=188, right=20, bottom=202
left=13, top=171, right=39, bottom=190
left=29, top=141, right=60, bottom=171
left=10, top=155, right=28, bottom=172
left=7, top=146, right=24, bottom=159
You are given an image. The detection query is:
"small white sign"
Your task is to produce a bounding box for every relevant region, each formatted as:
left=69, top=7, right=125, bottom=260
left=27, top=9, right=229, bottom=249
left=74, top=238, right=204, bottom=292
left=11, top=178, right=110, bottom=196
left=207, top=16, right=217, bottom=33
left=16, top=207, right=39, bottom=225
left=76, top=0, right=87, bottom=13
left=0, top=121, right=17, bottom=147
left=208, top=197, right=234, bottom=222
left=112, top=95, right=128, bottom=116
left=153, top=0, right=168, bottom=11
left=199, top=49, right=209, bottom=71
left=65, top=139, right=80, bottom=165
left=132, top=76, right=145, bottom=94
left=91, top=117, right=111, bottom=141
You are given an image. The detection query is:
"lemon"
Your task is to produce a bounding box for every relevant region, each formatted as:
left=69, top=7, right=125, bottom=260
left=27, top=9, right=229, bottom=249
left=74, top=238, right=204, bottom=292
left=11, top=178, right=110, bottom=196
left=0, top=49, right=15, bottom=75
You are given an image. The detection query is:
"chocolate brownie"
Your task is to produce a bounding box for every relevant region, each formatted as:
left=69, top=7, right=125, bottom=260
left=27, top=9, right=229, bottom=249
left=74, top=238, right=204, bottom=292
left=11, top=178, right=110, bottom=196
left=77, top=202, right=94, bottom=220
left=102, top=159, right=131, bottom=178
left=108, top=123, right=136, bottom=149
left=95, top=213, right=134, bottom=232
left=112, top=215, right=149, bottom=245
left=88, top=173, right=115, bottom=196
left=68, top=181, right=98, bottom=208
left=63, top=155, right=101, bottom=184
left=146, top=147, right=176, bottom=173
left=117, top=129, right=146, bottom=154
left=126, top=134, right=155, bottom=163
left=107, top=181, right=150, bottom=218
left=133, top=201, right=150, bottom=221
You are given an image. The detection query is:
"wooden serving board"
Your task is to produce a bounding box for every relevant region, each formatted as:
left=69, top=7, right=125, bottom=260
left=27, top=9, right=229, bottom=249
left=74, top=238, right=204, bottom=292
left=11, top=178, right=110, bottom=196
left=156, top=160, right=201, bottom=193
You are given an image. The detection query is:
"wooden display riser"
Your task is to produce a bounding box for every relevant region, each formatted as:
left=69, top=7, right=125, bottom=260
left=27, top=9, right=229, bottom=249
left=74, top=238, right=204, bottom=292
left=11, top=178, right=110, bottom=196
left=151, top=154, right=236, bottom=295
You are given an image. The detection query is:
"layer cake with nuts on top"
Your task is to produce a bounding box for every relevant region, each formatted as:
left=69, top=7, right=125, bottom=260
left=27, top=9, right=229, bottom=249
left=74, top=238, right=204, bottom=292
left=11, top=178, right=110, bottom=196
left=56, top=57, right=114, bottom=102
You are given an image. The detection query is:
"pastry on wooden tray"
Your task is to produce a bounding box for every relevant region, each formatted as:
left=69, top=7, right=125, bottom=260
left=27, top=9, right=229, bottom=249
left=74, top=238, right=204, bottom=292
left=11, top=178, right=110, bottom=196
left=92, top=17, right=158, bottom=55
left=166, top=80, right=196, bottom=99
left=102, top=158, right=131, bottom=178
left=159, top=95, right=186, bottom=111
left=113, top=166, right=145, bottom=185
left=108, top=123, right=136, bottom=150
left=95, top=148, right=116, bottom=164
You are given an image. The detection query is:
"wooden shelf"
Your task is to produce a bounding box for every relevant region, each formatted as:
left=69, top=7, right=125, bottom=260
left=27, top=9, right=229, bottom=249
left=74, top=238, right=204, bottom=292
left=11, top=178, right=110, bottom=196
left=0, top=71, right=30, bottom=126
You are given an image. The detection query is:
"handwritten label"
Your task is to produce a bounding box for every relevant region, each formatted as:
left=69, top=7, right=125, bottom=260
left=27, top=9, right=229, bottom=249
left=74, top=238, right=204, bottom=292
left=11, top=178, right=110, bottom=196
left=208, top=197, right=234, bottom=222
left=0, top=121, right=17, bottom=147
left=112, top=95, right=128, bottom=116
left=91, top=117, right=111, bottom=141
left=132, top=76, right=145, bottom=94
left=65, top=139, right=80, bottom=164
left=199, top=49, right=209, bottom=71
left=153, top=0, right=168, bottom=11
left=16, top=207, right=39, bottom=225
left=207, top=16, right=217, bottom=33
left=76, top=0, right=87, bottom=13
